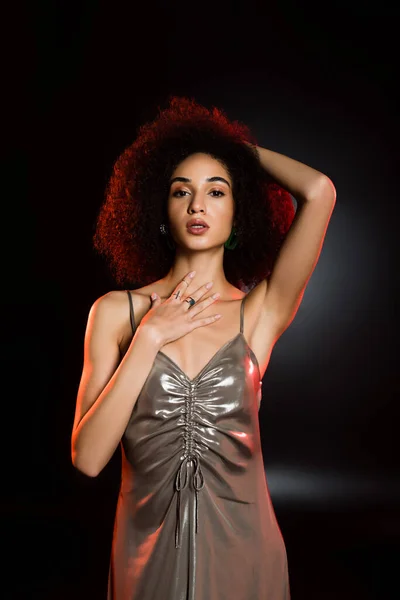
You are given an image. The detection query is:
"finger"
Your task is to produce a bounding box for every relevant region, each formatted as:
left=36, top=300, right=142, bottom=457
left=184, top=280, right=214, bottom=303
left=188, top=313, right=222, bottom=331
left=185, top=292, right=220, bottom=315
left=150, top=292, right=161, bottom=306
left=171, top=271, right=196, bottom=300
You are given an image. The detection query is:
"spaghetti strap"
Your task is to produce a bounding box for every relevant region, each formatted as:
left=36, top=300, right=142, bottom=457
left=240, top=295, right=246, bottom=334
left=126, top=290, right=136, bottom=335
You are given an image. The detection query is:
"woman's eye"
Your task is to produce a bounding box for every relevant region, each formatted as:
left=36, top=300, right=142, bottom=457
left=172, top=190, right=224, bottom=197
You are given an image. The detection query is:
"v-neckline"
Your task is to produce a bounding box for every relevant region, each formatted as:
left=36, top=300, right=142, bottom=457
left=157, top=332, right=260, bottom=383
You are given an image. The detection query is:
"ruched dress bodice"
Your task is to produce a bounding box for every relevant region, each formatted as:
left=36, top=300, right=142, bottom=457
left=107, top=292, right=291, bottom=600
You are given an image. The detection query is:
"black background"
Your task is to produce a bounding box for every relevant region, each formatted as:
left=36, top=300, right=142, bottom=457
left=1, top=1, right=399, bottom=598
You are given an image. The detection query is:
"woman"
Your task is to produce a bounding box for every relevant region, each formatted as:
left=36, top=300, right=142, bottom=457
left=71, top=96, right=336, bottom=599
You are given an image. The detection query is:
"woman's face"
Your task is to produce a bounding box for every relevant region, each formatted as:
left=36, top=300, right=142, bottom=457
left=167, top=152, right=235, bottom=251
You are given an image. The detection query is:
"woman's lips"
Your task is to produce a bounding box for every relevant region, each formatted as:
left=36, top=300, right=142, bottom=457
left=186, top=224, right=209, bottom=235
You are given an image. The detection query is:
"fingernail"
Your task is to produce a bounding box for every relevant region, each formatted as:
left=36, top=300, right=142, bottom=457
left=206, top=281, right=213, bottom=289
left=151, top=293, right=157, bottom=300
left=188, top=270, right=196, bottom=278
left=212, top=293, right=220, bottom=299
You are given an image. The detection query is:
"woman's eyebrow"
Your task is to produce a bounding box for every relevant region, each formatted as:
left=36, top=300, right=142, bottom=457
left=169, top=176, right=231, bottom=188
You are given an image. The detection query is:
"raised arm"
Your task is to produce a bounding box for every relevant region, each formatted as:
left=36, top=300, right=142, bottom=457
left=251, top=144, right=336, bottom=334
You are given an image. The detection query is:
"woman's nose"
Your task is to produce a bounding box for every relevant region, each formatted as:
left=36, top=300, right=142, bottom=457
left=188, top=195, right=206, bottom=213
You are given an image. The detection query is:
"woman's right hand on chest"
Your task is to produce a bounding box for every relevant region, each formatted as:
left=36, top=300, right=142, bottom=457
left=138, top=271, right=222, bottom=346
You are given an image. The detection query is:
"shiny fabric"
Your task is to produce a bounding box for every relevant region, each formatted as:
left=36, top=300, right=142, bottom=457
left=107, top=291, right=291, bottom=599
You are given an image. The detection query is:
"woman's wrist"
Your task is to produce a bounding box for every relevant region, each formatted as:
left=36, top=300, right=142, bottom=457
left=135, top=322, right=166, bottom=352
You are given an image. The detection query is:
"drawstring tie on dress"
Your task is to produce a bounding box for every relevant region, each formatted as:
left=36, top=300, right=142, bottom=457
left=174, top=454, right=204, bottom=549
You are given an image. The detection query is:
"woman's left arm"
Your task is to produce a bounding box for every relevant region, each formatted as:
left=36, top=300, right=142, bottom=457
left=252, top=144, right=336, bottom=334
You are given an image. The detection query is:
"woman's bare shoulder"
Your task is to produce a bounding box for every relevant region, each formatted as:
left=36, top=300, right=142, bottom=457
left=126, top=284, right=156, bottom=310
left=98, top=284, right=153, bottom=306
left=86, top=287, right=151, bottom=350
left=108, top=287, right=153, bottom=317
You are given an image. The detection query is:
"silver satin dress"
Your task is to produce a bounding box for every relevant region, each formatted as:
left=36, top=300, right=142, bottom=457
left=107, top=291, right=291, bottom=599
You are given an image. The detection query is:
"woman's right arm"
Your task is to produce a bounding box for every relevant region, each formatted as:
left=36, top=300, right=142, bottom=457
left=71, top=291, right=162, bottom=477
